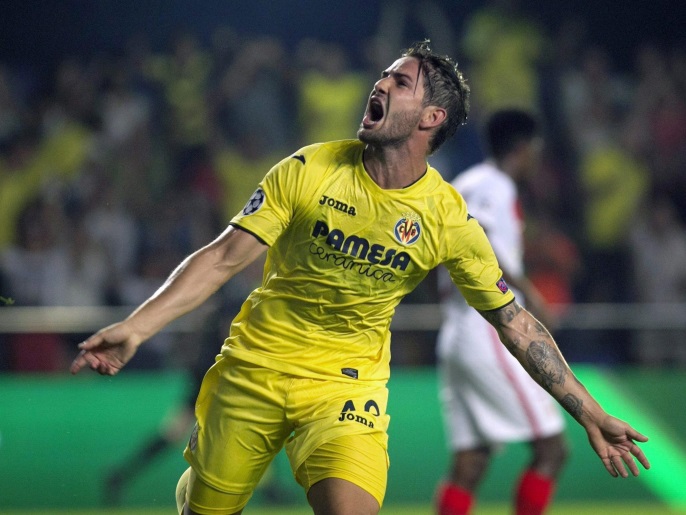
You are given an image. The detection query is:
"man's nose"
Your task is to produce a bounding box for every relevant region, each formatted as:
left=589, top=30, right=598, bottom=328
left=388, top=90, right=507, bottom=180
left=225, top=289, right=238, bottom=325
left=374, top=76, right=390, bottom=94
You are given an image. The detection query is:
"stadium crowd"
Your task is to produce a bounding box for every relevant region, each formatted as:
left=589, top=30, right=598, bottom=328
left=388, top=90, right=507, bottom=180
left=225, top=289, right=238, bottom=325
left=1, top=5, right=686, bottom=372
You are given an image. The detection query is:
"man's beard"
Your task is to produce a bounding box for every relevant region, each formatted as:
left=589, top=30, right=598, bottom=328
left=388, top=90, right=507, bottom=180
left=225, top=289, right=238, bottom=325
left=357, top=109, right=422, bottom=148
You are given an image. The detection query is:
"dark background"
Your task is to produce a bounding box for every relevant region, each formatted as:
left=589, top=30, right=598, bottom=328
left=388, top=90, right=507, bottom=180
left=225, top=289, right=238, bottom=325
left=2, top=0, right=682, bottom=71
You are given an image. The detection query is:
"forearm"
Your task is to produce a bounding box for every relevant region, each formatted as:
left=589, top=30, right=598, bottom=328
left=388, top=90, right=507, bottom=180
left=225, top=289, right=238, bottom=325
left=125, top=246, right=230, bottom=340
left=480, top=301, right=607, bottom=428
left=124, top=227, right=263, bottom=343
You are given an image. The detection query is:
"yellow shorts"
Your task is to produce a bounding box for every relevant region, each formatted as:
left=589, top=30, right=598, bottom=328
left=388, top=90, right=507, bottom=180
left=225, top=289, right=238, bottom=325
left=183, top=356, right=390, bottom=513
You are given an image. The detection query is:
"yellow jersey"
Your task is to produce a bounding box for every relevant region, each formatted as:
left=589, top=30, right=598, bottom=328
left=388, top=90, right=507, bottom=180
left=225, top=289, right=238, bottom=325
left=224, top=140, right=513, bottom=383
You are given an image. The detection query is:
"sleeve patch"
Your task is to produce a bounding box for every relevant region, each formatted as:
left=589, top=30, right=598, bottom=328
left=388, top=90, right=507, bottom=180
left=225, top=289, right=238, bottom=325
left=242, top=188, right=265, bottom=215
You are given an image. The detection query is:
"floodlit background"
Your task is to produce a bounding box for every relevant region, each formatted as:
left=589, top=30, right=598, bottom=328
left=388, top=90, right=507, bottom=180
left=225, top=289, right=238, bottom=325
left=1, top=0, right=685, bottom=513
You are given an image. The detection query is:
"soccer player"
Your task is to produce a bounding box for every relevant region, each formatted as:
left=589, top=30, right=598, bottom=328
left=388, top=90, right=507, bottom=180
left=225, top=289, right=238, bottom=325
left=435, top=109, right=568, bottom=515
left=71, top=41, right=649, bottom=515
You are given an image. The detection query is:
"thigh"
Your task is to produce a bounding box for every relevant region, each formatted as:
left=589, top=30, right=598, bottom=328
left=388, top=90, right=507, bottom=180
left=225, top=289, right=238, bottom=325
left=185, top=468, right=250, bottom=515
left=307, top=477, right=380, bottom=515
left=438, top=313, right=498, bottom=450
left=183, top=357, right=293, bottom=499
left=440, top=320, right=565, bottom=448
left=299, top=434, right=387, bottom=512
left=285, top=379, right=390, bottom=508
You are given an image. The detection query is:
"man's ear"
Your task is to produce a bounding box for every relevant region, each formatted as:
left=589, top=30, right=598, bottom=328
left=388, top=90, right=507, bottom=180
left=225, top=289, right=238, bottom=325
left=419, top=106, right=447, bottom=130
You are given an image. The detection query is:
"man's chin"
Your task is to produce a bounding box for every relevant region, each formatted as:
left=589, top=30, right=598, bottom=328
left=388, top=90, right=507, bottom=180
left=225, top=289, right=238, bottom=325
left=357, top=127, right=380, bottom=145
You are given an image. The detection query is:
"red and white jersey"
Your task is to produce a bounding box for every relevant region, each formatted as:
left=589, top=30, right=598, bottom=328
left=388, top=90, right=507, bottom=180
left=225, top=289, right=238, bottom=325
left=452, top=161, right=524, bottom=288
left=437, top=160, right=565, bottom=449
left=439, top=161, right=523, bottom=310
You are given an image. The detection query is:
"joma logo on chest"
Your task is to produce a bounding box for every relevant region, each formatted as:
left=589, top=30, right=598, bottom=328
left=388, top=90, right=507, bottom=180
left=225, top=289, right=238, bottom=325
left=319, top=195, right=357, bottom=216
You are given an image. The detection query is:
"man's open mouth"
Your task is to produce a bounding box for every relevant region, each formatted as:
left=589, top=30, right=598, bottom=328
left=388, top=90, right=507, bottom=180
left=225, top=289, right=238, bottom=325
left=362, top=96, right=385, bottom=128
left=369, top=98, right=384, bottom=122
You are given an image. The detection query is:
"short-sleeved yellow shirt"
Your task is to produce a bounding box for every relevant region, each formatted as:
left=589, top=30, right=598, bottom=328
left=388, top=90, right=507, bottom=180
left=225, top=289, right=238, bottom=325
left=224, top=140, right=513, bottom=383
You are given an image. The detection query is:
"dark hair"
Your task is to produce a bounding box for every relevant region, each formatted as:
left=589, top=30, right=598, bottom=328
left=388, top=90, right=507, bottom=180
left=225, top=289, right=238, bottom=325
left=485, top=109, right=539, bottom=160
left=402, top=40, right=470, bottom=154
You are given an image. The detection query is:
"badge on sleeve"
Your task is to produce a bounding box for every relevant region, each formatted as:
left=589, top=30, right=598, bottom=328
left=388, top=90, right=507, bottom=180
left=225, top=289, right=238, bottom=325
left=243, top=188, right=265, bottom=215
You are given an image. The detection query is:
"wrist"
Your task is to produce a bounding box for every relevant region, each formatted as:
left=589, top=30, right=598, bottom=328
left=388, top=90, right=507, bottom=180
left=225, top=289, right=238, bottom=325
left=121, top=317, right=150, bottom=348
left=578, top=403, right=608, bottom=430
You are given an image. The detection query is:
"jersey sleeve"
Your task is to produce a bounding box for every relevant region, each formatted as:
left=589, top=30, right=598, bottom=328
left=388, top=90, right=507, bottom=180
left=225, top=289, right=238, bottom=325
left=443, top=216, right=515, bottom=311
left=229, top=151, right=311, bottom=246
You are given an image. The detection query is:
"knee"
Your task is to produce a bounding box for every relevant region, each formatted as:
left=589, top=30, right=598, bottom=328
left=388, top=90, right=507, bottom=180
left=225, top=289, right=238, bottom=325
left=450, top=447, right=492, bottom=491
left=547, top=434, right=570, bottom=466
left=531, top=434, right=569, bottom=477
left=176, top=467, right=191, bottom=515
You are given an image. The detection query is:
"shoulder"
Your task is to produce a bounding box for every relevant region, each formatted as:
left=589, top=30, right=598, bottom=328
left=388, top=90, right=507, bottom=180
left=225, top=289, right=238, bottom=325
left=452, top=162, right=515, bottom=197
left=266, top=140, right=359, bottom=179
left=421, top=169, right=472, bottom=224
left=452, top=162, right=500, bottom=186
left=292, top=140, right=363, bottom=168
left=263, top=140, right=362, bottom=197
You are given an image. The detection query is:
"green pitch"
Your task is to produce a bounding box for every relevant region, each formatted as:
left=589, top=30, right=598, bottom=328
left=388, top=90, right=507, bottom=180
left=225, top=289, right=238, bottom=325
left=2, top=502, right=684, bottom=514
left=2, top=367, right=685, bottom=513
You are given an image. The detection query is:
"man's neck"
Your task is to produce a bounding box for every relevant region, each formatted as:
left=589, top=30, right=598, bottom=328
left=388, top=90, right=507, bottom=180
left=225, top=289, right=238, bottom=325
left=362, top=144, right=428, bottom=189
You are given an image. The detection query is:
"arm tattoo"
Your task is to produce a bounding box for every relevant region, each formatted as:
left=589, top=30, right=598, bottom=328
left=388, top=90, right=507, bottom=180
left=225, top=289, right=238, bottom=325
left=560, top=394, right=584, bottom=421
left=480, top=301, right=522, bottom=326
left=480, top=302, right=523, bottom=352
left=481, top=302, right=568, bottom=389
left=526, top=340, right=567, bottom=391
left=533, top=319, right=548, bottom=336
left=506, top=336, right=521, bottom=352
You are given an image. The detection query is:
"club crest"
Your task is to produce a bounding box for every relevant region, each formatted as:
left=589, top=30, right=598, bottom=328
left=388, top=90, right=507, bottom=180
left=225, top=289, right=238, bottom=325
left=394, top=213, right=421, bottom=246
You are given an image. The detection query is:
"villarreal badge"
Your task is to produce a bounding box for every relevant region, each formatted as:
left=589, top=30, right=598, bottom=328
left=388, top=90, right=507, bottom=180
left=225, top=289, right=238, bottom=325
left=394, top=213, right=421, bottom=246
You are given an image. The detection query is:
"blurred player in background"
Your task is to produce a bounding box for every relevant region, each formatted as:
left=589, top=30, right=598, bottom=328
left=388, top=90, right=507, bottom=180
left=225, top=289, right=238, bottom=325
left=71, top=42, right=649, bottom=515
left=103, top=309, right=223, bottom=506
left=435, top=109, right=568, bottom=515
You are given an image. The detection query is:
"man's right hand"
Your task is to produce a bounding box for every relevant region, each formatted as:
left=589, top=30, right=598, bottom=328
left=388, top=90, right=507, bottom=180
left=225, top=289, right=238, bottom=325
left=586, top=415, right=650, bottom=478
left=70, top=322, right=142, bottom=376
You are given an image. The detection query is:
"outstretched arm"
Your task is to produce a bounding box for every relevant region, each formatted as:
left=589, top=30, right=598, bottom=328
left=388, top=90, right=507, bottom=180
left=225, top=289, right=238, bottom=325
left=70, top=226, right=267, bottom=376
left=478, top=300, right=650, bottom=478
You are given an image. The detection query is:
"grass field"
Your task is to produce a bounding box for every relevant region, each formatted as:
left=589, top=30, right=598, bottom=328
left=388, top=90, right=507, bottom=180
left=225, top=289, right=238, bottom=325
left=4, top=369, right=685, bottom=515
left=3, top=503, right=685, bottom=515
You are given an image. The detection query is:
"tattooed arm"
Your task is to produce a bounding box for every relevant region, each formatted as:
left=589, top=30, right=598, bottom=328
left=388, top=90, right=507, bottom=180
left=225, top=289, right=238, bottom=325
left=479, top=300, right=651, bottom=478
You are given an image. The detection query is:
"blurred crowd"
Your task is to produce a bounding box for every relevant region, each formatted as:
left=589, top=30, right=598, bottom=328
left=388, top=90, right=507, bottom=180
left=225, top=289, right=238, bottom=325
left=1, top=0, right=686, bottom=372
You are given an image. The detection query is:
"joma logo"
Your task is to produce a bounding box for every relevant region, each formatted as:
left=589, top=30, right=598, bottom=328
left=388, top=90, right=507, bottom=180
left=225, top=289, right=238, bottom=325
left=319, top=195, right=357, bottom=216
left=337, top=399, right=381, bottom=428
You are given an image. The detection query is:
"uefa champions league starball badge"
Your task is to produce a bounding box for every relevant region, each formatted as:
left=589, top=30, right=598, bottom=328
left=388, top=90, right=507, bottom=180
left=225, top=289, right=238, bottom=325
left=243, top=188, right=265, bottom=215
